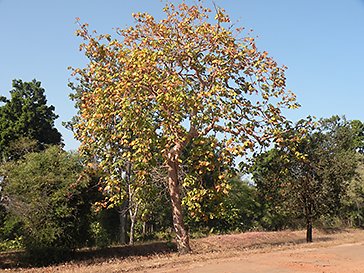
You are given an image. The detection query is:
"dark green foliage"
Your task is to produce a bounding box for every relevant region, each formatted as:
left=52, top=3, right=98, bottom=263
left=251, top=116, right=361, bottom=240
left=348, top=120, right=364, bottom=154
left=340, top=162, right=364, bottom=227
left=0, top=79, right=62, bottom=251
left=0, top=213, right=23, bottom=243
left=211, top=178, right=261, bottom=232
left=0, top=79, right=62, bottom=161
left=249, top=149, right=295, bottom=230
left=1, top=146, right=94, bottom=261
left=91, top=208, right=120, bottom=247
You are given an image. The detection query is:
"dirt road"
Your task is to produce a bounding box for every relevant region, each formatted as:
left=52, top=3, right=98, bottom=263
left=153, top=242, right=364, bottom=273
left=3, top=229, right=364, bottom=272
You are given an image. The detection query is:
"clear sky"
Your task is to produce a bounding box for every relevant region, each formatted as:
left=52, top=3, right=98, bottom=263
left=1, top=0, right=364, bottom=151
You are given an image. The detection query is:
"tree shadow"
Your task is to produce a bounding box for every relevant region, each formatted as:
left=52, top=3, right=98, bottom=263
left=0, top=241, right=177, bottom=269
left=246, top=235, right=335, bottom=250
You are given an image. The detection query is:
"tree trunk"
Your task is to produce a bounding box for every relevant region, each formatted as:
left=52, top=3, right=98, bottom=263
left=167, top=158, right=191, bottom=254
left=306, top=204, right=313, bottom=243
left=306, top=217, right=313, bottom=243
left=118, top=202, right=128, bottom=245
left=129, top=215, right=136, bottom=245
left=128, top=198, right=139, bottom=246
left=142, top=221, right=146, bottom=237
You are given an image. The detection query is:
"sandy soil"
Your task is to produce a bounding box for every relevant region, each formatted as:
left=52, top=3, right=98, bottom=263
left=2, top=229, right=364, bottom=273
left=152, top=242, right=364, bottom=273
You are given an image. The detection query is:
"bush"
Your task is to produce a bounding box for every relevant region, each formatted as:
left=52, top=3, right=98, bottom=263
left=0, top=237, right=23, bottom=252
left=90, top=222, right=111, bottom=248
left=1, top=146, right=95, bottom=262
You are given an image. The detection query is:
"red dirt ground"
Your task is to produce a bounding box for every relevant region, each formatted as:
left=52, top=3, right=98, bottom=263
left=152, top=242, right=364, bottom=273
left=2, top=229, right=364, bottom=272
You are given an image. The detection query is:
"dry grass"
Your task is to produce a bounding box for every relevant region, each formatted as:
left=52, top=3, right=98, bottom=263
left=2, top=228, right=364, bottom=273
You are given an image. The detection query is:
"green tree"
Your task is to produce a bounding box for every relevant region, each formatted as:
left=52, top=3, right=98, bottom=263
left=251, top=116, right=360, bottom=242
left=1, top=146, right=93, bottom=263
left=336, top=119, right=364, bottom=226
left=341, top=162, right=364, bottom=227
left=0, top=79, right=62, bottom=161
left=217, top=177, right=261, bottom=232
left=70, top=3, right=298, bottom=253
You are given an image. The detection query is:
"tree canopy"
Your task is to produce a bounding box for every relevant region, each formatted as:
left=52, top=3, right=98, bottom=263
left=71, top=2, right=298, bottom=253
left=0, top=79, right=62, bottom=161
left=251, top=116, right=362, bottom=242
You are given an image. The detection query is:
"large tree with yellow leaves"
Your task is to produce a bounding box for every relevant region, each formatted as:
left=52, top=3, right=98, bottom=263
left=70, top=2, right=298, bottom=253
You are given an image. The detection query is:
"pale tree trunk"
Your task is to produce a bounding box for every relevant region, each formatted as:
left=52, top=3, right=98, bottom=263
left=129, top=210, right=137, bottom=245
left=128, top=184, right=140, bottom=246
left=167, top=158, right=191, bottom=254
left=142, top=221, right=146, bottom=237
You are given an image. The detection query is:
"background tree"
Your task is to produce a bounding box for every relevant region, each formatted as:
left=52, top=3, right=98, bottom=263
left=217, top=177, right=261, bottom=232
left=0, top=79, right=63, bottom=251
left=251, top=116, right=361, bottom=242
left=0, top=79, right=62, bottom=161
left=341, top=163, right=364, bottom=227
left=333, top=119, right=364, bottom=227
left=70, top=2, right=298, bottom=253
left=249, top=149, right=295, bottom=231
left=0, top=146, right=94, bottom=263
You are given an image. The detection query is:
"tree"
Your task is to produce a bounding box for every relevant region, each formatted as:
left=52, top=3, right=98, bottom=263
left=0, top=79, right=62, bottom=161
left=70, top=2, right=298, bottom=253
left=217, top=177, right=261, bottom=232
left=341, top=162, right=364, bottom=227
left=0, top=80, right=62, bottom=245
left=251, top=116, right=361, bottom=242
left=249, top=149, right=295, bottom=231
left=0, top=146, right=94, bottom=263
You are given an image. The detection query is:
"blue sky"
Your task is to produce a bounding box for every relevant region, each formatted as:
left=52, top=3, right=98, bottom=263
left=1, top=0, right=364, bottom=150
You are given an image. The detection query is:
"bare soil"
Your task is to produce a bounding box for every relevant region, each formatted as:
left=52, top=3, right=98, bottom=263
left=1, top=228, right=364, bottom=273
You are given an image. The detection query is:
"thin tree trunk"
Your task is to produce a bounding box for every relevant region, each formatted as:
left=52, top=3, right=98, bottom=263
left=356, top=201, right=361, bottom=227
left=306, top=204, right=313, bottom=243
left=306, top=218, right=313, bottom=243
left=129, top=216, right=136, bottom=245
left=142, top=221, right=146, bottom=237
left=167, top=158, right=191, bottom=254
left=129, top=199, right=139, bottom=246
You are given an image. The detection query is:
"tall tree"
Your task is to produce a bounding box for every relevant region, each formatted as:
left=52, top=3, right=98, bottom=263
left=251, top=116, right=361, bottom=242
left=70, top=3, right=298, bottom=253
left=0, top=79, right=62, bottom=161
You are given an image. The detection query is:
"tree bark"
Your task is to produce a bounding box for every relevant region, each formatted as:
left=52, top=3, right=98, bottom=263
left=129, top=214, right=136, bottom=245
left=128, top=188, right=139, bottom=246
left=167, top=158, right=191, bottom=254
left=142, top=221, right=146, bottom=237
left=305, top=204, right=313, bottom=243
left=118, top=202, right=128, bottom=245
left=306, top=217, right=313, bottom=243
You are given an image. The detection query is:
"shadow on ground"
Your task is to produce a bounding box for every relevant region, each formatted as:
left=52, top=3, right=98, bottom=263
left=248, top=236, right=334, bottom=250
left=1, top=229, right=346, bottom=270
left=0, top=241, right=177, bottom=269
